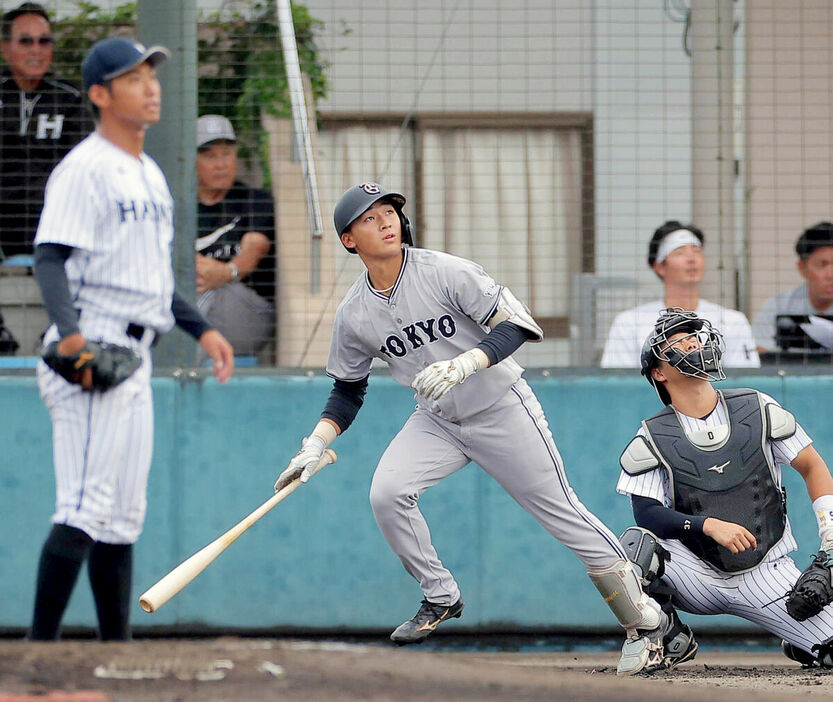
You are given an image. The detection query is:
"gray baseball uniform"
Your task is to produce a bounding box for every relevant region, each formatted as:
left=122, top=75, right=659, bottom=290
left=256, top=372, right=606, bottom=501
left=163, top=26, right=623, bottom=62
left=328, top=247, right=628, bottom=604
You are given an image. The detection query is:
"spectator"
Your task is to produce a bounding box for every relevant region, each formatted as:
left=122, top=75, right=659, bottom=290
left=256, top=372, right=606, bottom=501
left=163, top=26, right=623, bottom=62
left=195, top=114, right=276, bottom=359
left=752, top=221, right=833, bottom=353
left=0, top=2, right=91, bottom=260
left=600, top=220, right=759, bottom=368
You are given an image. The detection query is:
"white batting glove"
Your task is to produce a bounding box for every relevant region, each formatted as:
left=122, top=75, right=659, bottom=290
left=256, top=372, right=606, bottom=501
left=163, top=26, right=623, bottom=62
left=411, top=349, right=489, bottom=401
left=274, top=435, right=326, bottom=492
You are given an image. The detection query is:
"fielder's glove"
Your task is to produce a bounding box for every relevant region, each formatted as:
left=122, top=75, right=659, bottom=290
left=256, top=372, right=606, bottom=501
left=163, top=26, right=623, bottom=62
left=785, top=550, right=833, bottom=621
left=274, top=435, right=326, bottom=492
left=42, top=340, right=141, bottom=391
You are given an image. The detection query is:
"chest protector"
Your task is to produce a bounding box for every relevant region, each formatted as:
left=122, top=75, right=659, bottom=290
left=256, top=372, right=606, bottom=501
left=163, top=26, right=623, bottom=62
left=640, top=389, right=789, bottom=573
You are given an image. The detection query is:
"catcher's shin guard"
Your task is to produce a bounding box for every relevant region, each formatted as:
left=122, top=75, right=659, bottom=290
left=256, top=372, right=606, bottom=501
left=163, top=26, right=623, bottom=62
left=619, top=526, right=669, bottom=592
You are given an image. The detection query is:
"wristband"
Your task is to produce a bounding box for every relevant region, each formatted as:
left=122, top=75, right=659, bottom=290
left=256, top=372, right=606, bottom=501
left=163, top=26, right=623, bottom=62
left=310, top=418, right=339, bottom=447
left=813, top=494, right=833, bottom=538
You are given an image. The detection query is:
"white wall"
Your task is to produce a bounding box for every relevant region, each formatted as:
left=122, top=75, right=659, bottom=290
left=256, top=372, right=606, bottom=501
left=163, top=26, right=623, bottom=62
left=302, top=0, right=708, bottom=355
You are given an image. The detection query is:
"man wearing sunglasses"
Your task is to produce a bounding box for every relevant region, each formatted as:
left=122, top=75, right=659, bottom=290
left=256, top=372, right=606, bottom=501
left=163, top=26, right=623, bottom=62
left=1, top=3, right=91, bottom=261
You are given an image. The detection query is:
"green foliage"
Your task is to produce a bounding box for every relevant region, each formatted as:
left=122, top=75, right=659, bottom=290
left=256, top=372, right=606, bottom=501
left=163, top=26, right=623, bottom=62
left=50, top=2, right=137, bottom=79
left=47, top=0, right=329, bottom=178
left=198, top=0, right=329, bottom=171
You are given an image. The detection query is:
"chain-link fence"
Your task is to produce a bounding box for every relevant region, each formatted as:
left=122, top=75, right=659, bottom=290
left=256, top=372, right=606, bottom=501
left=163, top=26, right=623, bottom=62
left=1, top=0, right=831, bottom=370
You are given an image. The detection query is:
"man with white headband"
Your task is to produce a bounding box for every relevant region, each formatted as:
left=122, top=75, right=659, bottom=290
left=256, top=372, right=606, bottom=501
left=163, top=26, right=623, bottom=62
left=600, top=220, right=760, bottom=368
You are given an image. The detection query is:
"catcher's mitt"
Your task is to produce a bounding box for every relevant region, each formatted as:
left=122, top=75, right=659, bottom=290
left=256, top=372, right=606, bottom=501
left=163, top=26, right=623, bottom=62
left=785, top=550, right=833, bottom=621
left=42, top=340, right=141, bottom=391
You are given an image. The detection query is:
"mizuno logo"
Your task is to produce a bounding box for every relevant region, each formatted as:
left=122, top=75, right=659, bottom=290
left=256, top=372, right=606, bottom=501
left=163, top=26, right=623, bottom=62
left=74, top=352, right=95, bottom=369
left=416, top=610, right=452, bottom=632
left=707, top=460, right=730, bottom=474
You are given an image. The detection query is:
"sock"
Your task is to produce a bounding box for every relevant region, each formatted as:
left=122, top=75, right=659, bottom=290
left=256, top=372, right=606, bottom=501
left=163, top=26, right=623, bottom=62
left=88, top=542, right=133, bottom=641
left=30, top=524, right=94, bottom=641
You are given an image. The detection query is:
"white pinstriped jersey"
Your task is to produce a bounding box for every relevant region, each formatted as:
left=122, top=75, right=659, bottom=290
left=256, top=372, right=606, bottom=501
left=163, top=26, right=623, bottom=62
left=327, top=247, right=525, bottom=421
left=35, top=132, right=175, bottom=340
left=616, top=391, right=811, bottom=562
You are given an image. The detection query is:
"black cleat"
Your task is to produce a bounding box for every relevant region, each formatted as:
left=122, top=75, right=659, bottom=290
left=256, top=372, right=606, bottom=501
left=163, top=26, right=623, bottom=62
left=390, top=598, right=464, bottom=645
left=782, top=640, right=819, bottom=668
left=662, top=621, right=698, bottom=669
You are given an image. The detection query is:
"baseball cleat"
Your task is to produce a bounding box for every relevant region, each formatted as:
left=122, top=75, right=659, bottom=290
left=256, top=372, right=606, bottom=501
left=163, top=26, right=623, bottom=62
left=390, top=598, right=464, bottom=645
left=782, top=640, right=819, bottom=668
left=616, top=609, right=671, bottom=675
left=662, top=622, right=698, bottom=670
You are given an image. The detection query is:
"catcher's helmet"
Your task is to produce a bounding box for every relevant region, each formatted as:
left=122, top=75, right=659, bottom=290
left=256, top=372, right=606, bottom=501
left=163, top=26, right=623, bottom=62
left=641, top=307, right=726, bottom=405
left=333, top=182, right=414, bottom=253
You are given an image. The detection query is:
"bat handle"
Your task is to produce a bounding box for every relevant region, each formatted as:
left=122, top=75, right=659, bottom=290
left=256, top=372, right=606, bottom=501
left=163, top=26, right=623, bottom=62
left=307, top=447, right=337, bottom=480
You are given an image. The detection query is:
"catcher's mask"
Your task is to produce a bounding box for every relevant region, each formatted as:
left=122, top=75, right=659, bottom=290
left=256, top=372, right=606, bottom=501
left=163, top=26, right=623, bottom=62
left=640, top=307, right=726, bottom=405
left=333, top=182, right=414, bottom=253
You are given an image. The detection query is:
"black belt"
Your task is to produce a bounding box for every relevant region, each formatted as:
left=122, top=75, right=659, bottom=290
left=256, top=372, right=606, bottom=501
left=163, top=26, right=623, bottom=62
left=127, top=323, right=158, bottom=346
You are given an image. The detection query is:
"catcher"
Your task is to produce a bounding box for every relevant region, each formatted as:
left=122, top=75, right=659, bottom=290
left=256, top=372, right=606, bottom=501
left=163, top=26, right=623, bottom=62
left=615, top=308, right=833, bottom=671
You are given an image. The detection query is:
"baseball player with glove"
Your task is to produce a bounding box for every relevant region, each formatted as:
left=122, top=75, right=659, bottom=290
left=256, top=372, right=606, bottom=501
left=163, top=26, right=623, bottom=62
left=616, top=307, right=833, bottom=670
left=28, top=37, right=234, bottom=641
left=275, top=182, right=673, bottom=675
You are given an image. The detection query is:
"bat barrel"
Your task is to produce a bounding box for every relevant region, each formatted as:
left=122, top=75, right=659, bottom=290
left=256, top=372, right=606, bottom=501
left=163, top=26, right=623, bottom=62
left=138, top=448, right=337, bottom=613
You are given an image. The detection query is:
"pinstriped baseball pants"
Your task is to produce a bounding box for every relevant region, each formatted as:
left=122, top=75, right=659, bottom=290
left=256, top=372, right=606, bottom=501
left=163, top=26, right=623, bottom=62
left=37, top=344, right=153, bottom=544
left=661, top=538, right=833, bottom=652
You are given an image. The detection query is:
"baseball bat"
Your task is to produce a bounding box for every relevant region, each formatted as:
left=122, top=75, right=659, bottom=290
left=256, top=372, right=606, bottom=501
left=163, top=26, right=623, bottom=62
left=139, top=448, right=337, bottom=613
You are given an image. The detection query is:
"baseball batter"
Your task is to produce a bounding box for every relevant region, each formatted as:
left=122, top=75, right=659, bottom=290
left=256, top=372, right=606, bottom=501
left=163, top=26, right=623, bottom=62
left=29, top=37, right=233, bottom=641
left=616, top=308, right=833, bottom=669
left=275, top=183, right=673, bottom=674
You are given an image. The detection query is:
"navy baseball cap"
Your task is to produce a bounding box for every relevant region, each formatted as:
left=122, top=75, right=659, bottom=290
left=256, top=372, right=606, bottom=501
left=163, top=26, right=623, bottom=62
left=82, top=37, right=170, bottom=90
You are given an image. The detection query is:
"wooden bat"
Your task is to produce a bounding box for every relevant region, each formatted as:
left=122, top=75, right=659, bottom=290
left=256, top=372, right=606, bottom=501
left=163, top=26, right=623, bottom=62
left=139, top=448, right=337, bottom=613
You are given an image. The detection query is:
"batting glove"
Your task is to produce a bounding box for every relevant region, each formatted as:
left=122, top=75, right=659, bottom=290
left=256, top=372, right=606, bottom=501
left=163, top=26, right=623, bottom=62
left=274, top=435, right=326, bottom=492
left=411, top=349, right=489, bottom=401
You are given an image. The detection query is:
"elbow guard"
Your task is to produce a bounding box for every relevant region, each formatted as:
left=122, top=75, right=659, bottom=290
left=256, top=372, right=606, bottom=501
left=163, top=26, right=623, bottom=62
left=487, top=287, right=543, bottom=342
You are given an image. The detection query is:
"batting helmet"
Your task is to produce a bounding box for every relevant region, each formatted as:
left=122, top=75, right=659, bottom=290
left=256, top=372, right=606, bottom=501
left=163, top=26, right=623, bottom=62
left=640, top=307, right=726, bottom=405
left=333, top=182, right=414, bottom=253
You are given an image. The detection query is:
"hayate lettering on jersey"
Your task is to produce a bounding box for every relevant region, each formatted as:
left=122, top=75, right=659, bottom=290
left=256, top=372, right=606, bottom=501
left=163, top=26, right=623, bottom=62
left=117, top=199, right=173, bottom=225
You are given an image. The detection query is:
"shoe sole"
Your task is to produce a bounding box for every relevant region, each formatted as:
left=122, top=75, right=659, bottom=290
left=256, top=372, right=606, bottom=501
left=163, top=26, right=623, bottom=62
left=390, top=602, right=465, bottom=646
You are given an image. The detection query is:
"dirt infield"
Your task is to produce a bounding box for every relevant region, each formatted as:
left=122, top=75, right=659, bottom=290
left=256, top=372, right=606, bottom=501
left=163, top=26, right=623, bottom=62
left=0, top=638, right=831, bottom=702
